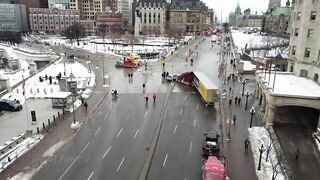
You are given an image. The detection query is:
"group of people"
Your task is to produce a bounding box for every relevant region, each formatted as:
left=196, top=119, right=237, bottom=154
left=234, top=96, right=242, bottom=105
left=144, top=94, right=157, bottom=104
left=161, top=71, right=170, bottom=78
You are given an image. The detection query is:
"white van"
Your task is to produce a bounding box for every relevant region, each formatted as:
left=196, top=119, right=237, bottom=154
left=211, top=35, right=217, bottom=43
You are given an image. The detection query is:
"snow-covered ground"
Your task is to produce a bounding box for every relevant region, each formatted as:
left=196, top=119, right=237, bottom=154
left=231, top=30, right=289, bottom=50
left=249, top=127, right=285, bottom=180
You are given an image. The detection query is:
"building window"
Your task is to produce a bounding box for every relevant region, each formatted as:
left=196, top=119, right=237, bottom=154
left=304, top=48, right=311, bottom=58
left=300, top=69, right=308, bottom=77
left=310, top=11, right=316, bottom=20
left=292, top=46, right=296, bottom=55
left=307, top=29, right=314, bottom=37
left=294, top=28, right=299, bottom=36
left=296, top=12, right=302, bottom=20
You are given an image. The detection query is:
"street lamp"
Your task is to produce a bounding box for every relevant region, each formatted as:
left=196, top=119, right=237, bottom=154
left=249, top=107, right=255, bottom=128
left=257, top=144, right=265, bottom=171
left=241, top=80, right=246, bottom=96
left=245, top=90, right=250, bottom=110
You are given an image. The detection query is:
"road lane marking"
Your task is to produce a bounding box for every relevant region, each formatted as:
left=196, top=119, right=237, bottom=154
left=193, top=119, right=197, bottom=127
left=163, top=153, right=168, bottom=167
left=134, top=129, right=140, bottom=139
left=197, top=104, right=199, bottom=110
left=180, top=108, right=183, bottom=116
left=144, top=110, right=148, bottom=118
left=117, top=157, right=125, bottom=172
left=104, top=112, right=109, bottom=120
left=189, top=142, right=193, bottom=153
left=87, top=171, right=94, bottom=180
left=110, top=102, right=113, bottom=108
left=102, top=146, right=112, bottom=159
left=81, top=143, right=90, bottom=154
left=94, top=127, right=101, bottom=136
left=117, top=128, right=123, bottom=137
left=126, top=115, right=129, bottom=121
left=173, top=125, right=177, bottom=135
left=184, top=95, right=187, bottom=100
left=58, top=155, right=80, bottom=180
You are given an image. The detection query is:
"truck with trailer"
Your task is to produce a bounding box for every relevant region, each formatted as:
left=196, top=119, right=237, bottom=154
left=192, top=71, right=218, bottom=106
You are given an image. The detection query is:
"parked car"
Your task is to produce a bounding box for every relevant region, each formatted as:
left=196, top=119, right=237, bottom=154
left=0, top=99, right=22, bottom=111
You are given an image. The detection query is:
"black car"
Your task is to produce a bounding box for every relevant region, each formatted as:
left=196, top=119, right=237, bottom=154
left=0, top=99, right=23, bottom=111
left=203, top=130, right=220, bottom=156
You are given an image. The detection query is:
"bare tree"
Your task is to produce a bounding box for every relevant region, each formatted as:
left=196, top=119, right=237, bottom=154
left=124, top=34, right=139, bottom=49
left=64, top=23, right=85, bottom=45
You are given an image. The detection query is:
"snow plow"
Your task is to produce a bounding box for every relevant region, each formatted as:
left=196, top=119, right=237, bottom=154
left=202, top=156, right=225, bottom=180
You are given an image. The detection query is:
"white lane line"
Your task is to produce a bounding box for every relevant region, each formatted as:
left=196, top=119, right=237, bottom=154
left=58, top=155, right=80, bottom=180
left=189, top=141, right=193, bottom=153
left=110, top=102, right=113, bottom=108
left=163, top=153, right=168, bottom=167
left=173, top=125, right=177, bottom=135
left=197, top=104, right=199, bottom=110
left=81, top=143, right=90, bottom=154
left=134, top=129, right=140, bottom=139
left=102, top=146, right=112, bottom=159
left=184, top=95, right=187, bottom=100
left=94, top=127, right=101, bottom=136
left=117, top=157, right=125, bottom=172
left=180, top=108, right=183, bottom=116
left=193, top=119, right=197, bottom=127
left=116, top=128, right=123, bottom=138
left=104, top=112, right=109, bottom=120
left=87, top=171, right=94, bottom=180
left=144, top=110, right=148, bottom=118
left=126, top=115, right=129, bottom=121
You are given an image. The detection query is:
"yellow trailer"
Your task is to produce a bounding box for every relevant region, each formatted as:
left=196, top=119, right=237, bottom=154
left=192, top=71, right=218, bottom=106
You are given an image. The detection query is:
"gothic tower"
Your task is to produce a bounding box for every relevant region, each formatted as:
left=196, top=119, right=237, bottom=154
left=268, top=0, right=281, bottom=10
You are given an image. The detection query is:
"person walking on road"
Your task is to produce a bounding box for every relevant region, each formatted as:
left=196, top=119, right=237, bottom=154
left=143, top=83, right=145, bottom=91
left=295, top=149, right=300, bottom=161
left=84, top=101, right=88, bottom=111
left=245, top=138, right=250, bottom=150
left=145, top=95, right=149, bottom=104
left=153, top=94, right=156, bottom=103
left=232, top=114, right=237, bottom=124
left=238, top=97, right=241, bottom=105
left=235, top=96, right=238, bottom=104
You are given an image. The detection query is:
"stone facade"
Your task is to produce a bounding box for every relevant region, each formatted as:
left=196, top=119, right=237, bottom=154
left=96, top=12, right=124, bottom=33
left=264, top=6, right=291, bottom=35
left=136, top=0, right=166, bottom=35
left=288, top=0, right=320, bottom=83
left=247, top=15, right=263, bottom=27
left=229, top=3, right=243, bottom=27
left=29, top=7, right=80, bottom=33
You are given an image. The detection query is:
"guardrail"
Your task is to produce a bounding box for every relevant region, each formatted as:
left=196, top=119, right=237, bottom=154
left=0, top=130, right=32, bottom=163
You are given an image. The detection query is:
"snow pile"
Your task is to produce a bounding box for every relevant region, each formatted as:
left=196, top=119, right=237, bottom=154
left=257, top=72, right=320, bottom=98
left=0, top=135, right=43, bottom=173
left=249, top=127, right=285, bottom=180
left=241, top=60, right=256, bottom=71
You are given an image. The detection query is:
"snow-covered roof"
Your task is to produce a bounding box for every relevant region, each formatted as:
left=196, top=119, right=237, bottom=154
left=193, top=71, right=218, bottom=90
left=241, top=60, right=256, bottom=71
left=258, top=72, right=320, bottom=98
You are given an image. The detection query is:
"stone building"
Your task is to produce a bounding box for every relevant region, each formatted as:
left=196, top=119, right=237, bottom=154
left=247, top=15, right=263, bottom=27
left=48, top=0, right=70, bottom=9
left=135, top=0, right=167, bottom=35
left=168, top=0, right=209, bottom=33
left=254, top=0, right=320, bottom=130
left=0, top=3, right=28, bottom=32
left=29, top=7, right=80, bottom=34
left=96, top=12, right=124, bottom=34
left=118, top=0, right=130, bottom=27
left=264, top=6, right=291, bottom=35
left=228, top=3, right=243, bottom=27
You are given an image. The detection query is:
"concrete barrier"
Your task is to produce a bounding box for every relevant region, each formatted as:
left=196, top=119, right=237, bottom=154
left=0, top=130, right=32, bottom=163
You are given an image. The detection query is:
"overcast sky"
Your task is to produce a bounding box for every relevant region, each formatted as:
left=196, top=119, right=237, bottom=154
left=202, top=0, right=289, bottom=22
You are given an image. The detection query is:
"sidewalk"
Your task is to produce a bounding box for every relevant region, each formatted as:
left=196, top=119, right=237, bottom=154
left=219, top=39, right=258, bottom=179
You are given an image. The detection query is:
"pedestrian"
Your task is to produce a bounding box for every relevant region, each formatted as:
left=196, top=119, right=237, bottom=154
left=145, top=95, right=149, bottom=104
left=245, top=138, right=250, bottom=150
left=238, top=97, right=241, bottom=105
left=162, top=62, right=165, bottom=69
left=232, top=114, right=237, bottom=124
left=84, top=101, right=88, bottom=111
left=228, top=98, right=232, bottom=107
left=295, top=149, right=300, bottom=161
left=229, top=86, right=232, bottom=93
left=143, top=83, right=145, bottom=91
left=235, top=96, right=238, bottom=104
left=153, top=94, right=156, bottom=103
